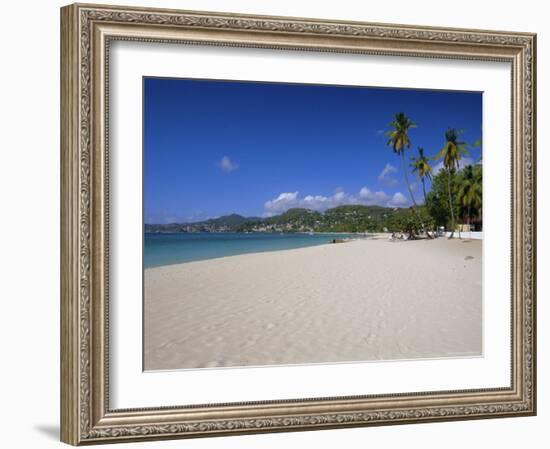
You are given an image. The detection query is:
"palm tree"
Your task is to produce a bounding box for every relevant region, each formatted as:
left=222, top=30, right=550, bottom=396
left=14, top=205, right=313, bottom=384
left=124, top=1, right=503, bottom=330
left=473, top=164, right=482, bottom=222
left=458, top=165, right=482, bottom=227
left=472, top=138, right=482, bottom=163
left=436, top=128, right=469, bottom=239
left=386, top=113, right=417, bottom=209
left=410, top=147, right=433, bottom=205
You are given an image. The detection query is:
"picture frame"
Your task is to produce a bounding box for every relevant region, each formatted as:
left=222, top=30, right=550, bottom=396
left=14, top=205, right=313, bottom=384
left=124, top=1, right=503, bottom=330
left=60, top=2, right=536, bottom=445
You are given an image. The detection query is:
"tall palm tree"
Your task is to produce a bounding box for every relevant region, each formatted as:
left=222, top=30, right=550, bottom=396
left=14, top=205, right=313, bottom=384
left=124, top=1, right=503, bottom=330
left=386, top=113, right=432, bottom=238
left=473, top=164, right=482, bottom=223
left=386, top=113, right=418, bottom=210
left=410, top=147, right=433, bottom=205
left=436, top=128, right=469, bottom=239
left=457, top=165, right=482, bottom=226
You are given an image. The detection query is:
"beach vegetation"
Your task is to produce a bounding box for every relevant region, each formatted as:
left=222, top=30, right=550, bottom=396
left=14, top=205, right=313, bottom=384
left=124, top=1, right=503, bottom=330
left=435, top=128, right=469, bottom=238
left=386, top=112, right=419, bottom=209
left=410, top=147, right=433, bottom=205
left=457, top=164, right=482, bottom=227
left=386, top=113, right=434, bottom=238
left=384, top=207, right=434, bottom=238
left=424, top=163, right=482, bottom=233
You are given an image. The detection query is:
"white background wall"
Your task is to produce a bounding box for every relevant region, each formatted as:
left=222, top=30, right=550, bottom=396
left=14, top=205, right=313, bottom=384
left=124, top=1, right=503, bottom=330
left=0, top=0, right=546, bottom=448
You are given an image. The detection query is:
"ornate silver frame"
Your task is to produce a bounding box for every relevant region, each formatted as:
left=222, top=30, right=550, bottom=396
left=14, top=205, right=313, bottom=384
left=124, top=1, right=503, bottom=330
left=60, top=3, right=536, bottom=445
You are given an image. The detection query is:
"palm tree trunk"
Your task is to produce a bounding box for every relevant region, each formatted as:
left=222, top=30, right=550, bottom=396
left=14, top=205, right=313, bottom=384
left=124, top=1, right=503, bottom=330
left=400, top=153, right=432, bottom=239
left=421, top=177, right=433, bottom=238
left=422, top=178, right=427, bottom=206
left=447, top=169, right=455, bottom=239
left=401, top=152, right=417, bottom=209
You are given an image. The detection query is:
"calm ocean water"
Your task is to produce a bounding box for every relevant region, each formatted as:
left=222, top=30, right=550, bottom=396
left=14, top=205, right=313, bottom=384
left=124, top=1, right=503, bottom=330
left=144, top=232, right=358, bottom=268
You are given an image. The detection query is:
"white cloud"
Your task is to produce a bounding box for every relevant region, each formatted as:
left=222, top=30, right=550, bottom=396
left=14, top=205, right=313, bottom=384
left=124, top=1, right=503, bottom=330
left=377, top=163, right=399, bottom=186
left=264, top=192, right=300, bottom=214
left=264, top=187, right=406, bottom=215
left=387, top=192, right=411, bottom=208
left=218, top=155, right=239, bottom=172
left=359, top=187, right=391, bottom=204
left=432, top=157, right=475, bottom=174
left=264, top=191, right=345, bottom=214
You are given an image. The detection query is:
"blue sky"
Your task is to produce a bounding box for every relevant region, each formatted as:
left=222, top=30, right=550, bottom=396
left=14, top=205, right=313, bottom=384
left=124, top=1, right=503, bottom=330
left=144, top=77, right=482, bottom=224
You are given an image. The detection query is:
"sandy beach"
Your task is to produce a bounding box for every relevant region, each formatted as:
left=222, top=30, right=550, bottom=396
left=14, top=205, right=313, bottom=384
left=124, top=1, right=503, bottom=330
left=144, top=237, right=482, bottom=371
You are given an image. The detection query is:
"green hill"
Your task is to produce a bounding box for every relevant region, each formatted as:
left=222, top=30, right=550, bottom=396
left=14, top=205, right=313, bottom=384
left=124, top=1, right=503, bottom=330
left=145, top=204, right=412, bottom=233
left=202, top=214, right=255, bottom=227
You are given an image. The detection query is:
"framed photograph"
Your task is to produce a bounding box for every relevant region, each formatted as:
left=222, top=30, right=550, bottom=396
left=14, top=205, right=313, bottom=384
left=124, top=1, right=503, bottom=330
left=60, top=3, right=537, bottom=445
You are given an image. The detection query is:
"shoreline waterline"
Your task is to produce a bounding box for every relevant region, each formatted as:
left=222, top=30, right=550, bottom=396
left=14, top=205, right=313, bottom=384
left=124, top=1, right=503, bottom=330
left=144, top=231, right=372, bottom=268
left=144, top=235, right=373, bottom=271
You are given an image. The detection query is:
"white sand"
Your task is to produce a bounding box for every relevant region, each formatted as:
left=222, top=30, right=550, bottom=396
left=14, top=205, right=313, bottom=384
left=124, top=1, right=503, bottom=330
left=144, top=237, right=482, bottom=370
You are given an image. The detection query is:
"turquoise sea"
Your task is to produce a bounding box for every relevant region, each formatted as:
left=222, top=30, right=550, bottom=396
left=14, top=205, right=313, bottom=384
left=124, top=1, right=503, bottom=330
left=144, top=232, right=359, bottom=268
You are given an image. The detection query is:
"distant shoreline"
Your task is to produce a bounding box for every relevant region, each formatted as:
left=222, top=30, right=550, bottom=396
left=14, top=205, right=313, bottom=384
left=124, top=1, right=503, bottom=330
left=144, top=205, right=476, bottom=236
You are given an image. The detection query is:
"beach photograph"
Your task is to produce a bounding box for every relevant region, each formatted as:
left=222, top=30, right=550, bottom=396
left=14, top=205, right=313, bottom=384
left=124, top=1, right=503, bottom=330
left=143, top=78, right=483, bottom=371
